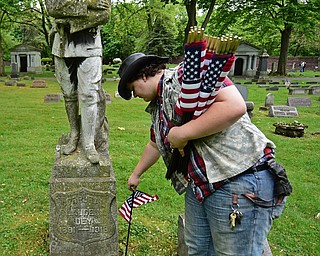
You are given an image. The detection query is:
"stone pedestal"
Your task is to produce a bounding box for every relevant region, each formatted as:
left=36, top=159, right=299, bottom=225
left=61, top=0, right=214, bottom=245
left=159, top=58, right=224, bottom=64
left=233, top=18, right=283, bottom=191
left=255, top=49, right=269, bottom=81
left=49, top=145, right=118, bottom=255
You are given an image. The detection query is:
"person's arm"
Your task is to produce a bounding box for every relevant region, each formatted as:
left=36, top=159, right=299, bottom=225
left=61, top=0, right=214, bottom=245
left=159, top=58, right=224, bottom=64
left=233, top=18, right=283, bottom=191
left=127, top=140, right=161, bottom=191
left=167, top=85, right=247, bottom=151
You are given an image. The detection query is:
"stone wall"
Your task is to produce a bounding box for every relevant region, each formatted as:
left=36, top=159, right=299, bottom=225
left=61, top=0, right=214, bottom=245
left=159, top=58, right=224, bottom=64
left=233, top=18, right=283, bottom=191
left=267, top=56, right=319, bottom=71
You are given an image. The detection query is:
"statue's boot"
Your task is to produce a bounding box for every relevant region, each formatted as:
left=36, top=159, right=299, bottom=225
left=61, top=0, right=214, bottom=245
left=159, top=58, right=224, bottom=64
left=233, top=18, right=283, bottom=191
left=81, top=103, right=99, bottom=164
left=63, top=100, right=80, bottom=155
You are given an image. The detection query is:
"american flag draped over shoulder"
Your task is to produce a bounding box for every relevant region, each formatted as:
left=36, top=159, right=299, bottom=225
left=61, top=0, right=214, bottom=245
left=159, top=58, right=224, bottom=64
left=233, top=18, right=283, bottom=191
left=174, top=40, right=206, bottom=117
left=174, top=30, right=240, bottom=123
left=165, top=28, right=241, bottom=180
left=119, top=190, right=159, bottom=223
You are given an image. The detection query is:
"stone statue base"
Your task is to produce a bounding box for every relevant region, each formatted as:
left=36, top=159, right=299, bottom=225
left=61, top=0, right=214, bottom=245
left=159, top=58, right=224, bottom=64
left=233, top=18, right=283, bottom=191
left=49, top=138, right=118, bottom=256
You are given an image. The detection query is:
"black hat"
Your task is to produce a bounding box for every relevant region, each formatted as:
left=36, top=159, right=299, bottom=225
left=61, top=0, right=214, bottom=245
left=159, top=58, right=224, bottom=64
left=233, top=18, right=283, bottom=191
left=118, top=53, right=169, bottom=100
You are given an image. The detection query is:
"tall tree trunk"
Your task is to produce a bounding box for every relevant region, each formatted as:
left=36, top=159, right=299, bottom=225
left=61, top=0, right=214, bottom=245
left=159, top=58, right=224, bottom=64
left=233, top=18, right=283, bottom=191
left=201, top=0, right=216, bottom=29
left=277, top=24, right=292, bottom=76
left=0, top=11, right=5, bottom=76
left=184, top=0, right=197, bottom=43
left=0, top=31, right=4, bottom=76
left=39, top=0, right=50, bottom=47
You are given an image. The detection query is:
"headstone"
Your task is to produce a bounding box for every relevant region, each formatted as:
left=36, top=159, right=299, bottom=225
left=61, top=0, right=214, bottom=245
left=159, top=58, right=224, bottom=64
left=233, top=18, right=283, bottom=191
left=255, top=49, right=269, bottom=80
left=288, top=88, right=308, bottom=95
left=17, top=83, right=26, bottom=87
left=10, top=62, right=19, bottom=78
left=105, top=93, right=112, bottom=104
left=287, top=97, right=312, bottom=107
left=269, top=106, right=299, bottom=118
left=235, top=84, right=248, bottom=100
left=266, top=86, right=279, bottom=91
left=177, top=214, right=188, bottom=256
left=271, top=62, right=276, bottom=73
left=31, top=79, right=47, bottom=88
left=258, top=85, right=270, bottom=88
left=5, top=80, right=16, bottom=86
left=265, top=93, right=274, bottom=108
left=308, top=86, right=320, bottom=95
left=50, top=144, right=118, bottom=256
left=246, top=101, right=254, bottom=118
left=44, top=94, right=63, bottom=103
left=306, top=81, right=317, bottom=84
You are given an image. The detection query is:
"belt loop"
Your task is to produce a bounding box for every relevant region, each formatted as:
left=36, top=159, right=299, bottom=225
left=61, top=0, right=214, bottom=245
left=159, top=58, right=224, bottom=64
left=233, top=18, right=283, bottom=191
left=232, top=194, right=238, bottom=205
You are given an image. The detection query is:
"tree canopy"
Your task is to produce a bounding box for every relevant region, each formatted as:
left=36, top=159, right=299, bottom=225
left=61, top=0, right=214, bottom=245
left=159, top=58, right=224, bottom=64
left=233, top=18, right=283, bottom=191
left=0, top=0, right=319, bottom=75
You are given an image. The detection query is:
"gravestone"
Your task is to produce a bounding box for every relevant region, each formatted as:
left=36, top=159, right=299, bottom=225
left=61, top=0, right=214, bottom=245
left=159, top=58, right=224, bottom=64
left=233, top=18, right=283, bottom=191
left=31, top=79, right=47, bottom=88
left=5, top=80, right=16, bottom=86
left=259, top=93, right=274, bottom=111
left=235, top=84, right=248, bottom=100
left=46, top=0, right=117, bottom=254
left=258, top=84, right=269, bottom=88
left=287, top=97, right=312, bottom=107
left=255, top=49, right=269, bottom=80
left=266, top=86, right=279, bottom=91
left=105, top=93, right=112, bottom=104
left=10, top=62, right=19, bottom=78
left=308, top=86, right=320, bottom=95
left=177, top=214, right=188, bottom=256
left=288, top=88, right=308, bottom=95
left=44, top=94, right=63, bottom=103
left=269, top=106, right=299, bottom=118
left=50, top=138, right=118, bottom=256
left=265, top=93, right=274, bottom=107
left=306, top=81, right=317, bottom=84
left=235, top=84, right=254, bottom=118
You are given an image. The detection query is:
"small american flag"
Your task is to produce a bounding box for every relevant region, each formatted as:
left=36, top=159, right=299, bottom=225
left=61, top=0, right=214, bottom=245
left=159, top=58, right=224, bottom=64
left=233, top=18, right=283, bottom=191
left=119, top=190, right=159, bottom=223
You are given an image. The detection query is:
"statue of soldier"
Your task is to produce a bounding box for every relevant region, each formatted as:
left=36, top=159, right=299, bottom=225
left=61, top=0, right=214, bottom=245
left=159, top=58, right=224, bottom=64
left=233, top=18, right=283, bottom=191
left=45, top=0, right=111, bottom=163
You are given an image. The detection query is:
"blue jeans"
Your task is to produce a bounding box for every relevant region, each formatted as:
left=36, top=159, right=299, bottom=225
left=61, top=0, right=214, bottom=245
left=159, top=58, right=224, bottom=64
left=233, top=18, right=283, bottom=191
left=184, top=169, right=285, bottom=256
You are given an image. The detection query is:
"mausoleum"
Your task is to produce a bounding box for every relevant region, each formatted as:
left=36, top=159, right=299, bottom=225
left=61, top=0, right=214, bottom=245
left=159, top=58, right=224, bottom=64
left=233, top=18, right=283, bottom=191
left=232, top=41, right=260, bottom=77
left=10, top=44, right=42, bottom=73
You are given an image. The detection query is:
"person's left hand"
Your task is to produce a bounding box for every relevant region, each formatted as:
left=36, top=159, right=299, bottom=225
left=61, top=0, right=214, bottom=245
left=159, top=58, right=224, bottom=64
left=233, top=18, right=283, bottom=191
left=167, top=127, right=187, bottom=157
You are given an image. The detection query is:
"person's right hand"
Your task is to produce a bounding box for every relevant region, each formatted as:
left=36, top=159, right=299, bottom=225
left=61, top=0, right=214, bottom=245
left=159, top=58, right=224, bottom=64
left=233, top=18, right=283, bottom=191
left=128, top=173, right=141, bottom=191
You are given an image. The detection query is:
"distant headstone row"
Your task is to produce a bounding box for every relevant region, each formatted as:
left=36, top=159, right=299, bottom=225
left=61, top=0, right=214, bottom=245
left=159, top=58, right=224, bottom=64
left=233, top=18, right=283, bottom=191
left=3, top=78, right=46, bottom=88
left=288, top=86, right=320, bottom=95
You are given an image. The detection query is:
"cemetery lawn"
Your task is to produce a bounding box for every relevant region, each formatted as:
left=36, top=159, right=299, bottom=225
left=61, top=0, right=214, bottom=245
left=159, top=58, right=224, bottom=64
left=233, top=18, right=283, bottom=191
left=0, top=73, right=319, bottom=256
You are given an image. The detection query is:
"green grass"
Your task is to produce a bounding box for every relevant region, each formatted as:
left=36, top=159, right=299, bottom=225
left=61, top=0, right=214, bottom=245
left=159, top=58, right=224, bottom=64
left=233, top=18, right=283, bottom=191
left=0, top=73, right=319, bottom=255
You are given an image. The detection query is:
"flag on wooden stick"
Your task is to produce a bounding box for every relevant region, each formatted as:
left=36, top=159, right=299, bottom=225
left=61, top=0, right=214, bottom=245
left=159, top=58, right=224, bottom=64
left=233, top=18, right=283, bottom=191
left=119, top=190, right=159, bottom=223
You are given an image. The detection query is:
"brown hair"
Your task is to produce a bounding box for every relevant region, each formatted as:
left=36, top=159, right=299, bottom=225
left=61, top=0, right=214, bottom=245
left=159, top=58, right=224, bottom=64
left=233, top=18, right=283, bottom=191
left=128, top=63, right=166, bottom=83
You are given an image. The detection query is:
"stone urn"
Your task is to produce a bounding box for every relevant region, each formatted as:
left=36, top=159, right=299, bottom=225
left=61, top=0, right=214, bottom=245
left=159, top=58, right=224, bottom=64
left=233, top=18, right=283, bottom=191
left=273, top=121, right=308, bottom=138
